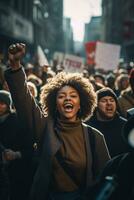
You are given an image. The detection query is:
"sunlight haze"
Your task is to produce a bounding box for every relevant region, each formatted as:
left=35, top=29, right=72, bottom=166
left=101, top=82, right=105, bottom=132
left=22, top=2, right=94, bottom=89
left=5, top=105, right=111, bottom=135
left=64, top=0, right=102, bottom=41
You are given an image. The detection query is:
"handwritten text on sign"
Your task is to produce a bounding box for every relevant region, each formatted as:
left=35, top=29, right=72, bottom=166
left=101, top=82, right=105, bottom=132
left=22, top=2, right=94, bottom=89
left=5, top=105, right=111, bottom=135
left=64, top=54, right=84, bottom=72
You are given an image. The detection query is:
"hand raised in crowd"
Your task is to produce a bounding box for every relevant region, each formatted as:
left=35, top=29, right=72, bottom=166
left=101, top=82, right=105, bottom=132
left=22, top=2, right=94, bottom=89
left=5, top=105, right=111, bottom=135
left=2, top=149, right=21, bottom=161
left=8, top=43, right=26, bottom=70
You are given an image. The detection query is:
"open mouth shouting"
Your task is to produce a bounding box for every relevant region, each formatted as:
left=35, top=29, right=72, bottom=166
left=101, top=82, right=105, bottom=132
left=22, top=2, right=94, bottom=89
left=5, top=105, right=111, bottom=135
left=56, top=85, right=80, bottom=122
left=63, top=103, right=74, bottom=112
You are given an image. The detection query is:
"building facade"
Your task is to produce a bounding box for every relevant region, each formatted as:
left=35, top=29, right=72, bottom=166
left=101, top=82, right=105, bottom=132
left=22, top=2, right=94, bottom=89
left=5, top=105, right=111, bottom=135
left=101, top=0, right=134, bottom=62
left=0, top=0, right=66, bottom=62
left=0, top=0, right=34, bottom=60
left=84, top=16, right=102, bottom=43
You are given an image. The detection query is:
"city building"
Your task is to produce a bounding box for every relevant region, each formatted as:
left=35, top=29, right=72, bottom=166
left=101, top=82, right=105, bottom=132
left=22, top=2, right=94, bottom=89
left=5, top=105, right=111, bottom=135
left=101, top=0, right=134, bottom=62
left=84, top=16, right=102, bottom=43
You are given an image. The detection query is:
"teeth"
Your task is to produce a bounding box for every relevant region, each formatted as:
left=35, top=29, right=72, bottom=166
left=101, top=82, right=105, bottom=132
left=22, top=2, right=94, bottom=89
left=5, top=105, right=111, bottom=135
left=64, top=103, right=73, bottom=107
left=64, top=103, right=73, bottom=109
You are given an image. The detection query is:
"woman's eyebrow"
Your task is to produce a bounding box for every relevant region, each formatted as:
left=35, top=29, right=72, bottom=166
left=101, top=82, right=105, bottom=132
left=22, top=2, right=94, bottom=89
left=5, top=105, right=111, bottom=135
left=58, top=90, right=77, bottom=94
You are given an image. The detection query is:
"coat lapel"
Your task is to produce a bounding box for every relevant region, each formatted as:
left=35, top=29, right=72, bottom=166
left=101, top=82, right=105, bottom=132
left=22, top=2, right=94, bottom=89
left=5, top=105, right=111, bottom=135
left=82, top=124, right=93, bottom=187
left=45, top=117, right=61, bottom=156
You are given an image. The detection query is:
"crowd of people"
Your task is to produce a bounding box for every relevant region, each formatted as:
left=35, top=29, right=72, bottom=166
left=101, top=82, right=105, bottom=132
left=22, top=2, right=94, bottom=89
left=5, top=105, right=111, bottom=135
left=0, top=42, right=134, bottom=200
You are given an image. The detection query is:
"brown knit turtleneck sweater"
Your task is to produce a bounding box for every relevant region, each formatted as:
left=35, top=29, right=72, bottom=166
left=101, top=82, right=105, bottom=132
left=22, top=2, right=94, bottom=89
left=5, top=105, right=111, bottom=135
left=51, top=119, right=87, bottom=192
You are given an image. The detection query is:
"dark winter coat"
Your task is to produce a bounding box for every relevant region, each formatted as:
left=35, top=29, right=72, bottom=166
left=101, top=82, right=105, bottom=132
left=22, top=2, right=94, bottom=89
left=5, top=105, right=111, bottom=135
left=86, top=113, right=129, bottom=157
left=0, top=112, right=34, bottom=200
left=5, top=67, right=110, bottom=200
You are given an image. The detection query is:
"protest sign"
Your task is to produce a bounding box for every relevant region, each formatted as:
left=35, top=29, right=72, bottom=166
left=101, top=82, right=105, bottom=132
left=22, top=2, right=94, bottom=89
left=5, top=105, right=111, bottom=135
left=85, top=41, right=96, bottom=65
left=95, top=42, right=121, bottom=70
left=37, top=45, right=49, bottom=67
left=63, top=54, right=84, bottom=73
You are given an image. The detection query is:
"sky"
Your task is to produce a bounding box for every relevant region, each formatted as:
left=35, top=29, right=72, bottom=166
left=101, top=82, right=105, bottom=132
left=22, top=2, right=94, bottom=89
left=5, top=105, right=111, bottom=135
left=64, top=0, right=102, bottom=41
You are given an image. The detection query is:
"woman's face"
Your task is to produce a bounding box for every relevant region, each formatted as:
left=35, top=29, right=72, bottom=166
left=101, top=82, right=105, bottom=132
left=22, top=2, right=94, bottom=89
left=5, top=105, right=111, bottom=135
left=56, top=85, right=80, bottom=122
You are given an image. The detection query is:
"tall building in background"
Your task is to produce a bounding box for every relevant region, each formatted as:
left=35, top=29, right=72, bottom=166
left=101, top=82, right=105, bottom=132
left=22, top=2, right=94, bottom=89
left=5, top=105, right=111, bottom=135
left=29, top=0, right=65, bottom=60
left=43, top=0, right=64, bottom=59
left=102, top=0, right=134, bottom=62
left=84, top=16, right=102, bottom=43
left=0, top=0, right=67, bottom=62
left=0, top=0, right=34, bottom=59
left=63, top=17, right=74, bottom=54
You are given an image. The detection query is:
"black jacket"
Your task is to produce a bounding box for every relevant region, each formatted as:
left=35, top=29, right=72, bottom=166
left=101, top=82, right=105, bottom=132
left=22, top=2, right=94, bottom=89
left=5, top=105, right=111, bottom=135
left=86, top=113, right=129, bottom=157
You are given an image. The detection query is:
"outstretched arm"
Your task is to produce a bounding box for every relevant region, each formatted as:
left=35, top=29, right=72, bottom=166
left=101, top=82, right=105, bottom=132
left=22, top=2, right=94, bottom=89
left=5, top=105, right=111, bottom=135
left=5, top=43, right=46, bottom=140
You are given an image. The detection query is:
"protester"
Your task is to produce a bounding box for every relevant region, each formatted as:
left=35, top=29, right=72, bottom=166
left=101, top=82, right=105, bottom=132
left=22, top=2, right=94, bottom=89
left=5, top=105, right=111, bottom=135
left=27, top=81, right=38, bottom=99
left=0, top=90, right=34, bottom=200
left=5, top=43, right=110, bottom=200
left=86, top=87, right=129, bottom=158
left=84, top=115, right=134, bottom=200
left=118, top=68, right=134, bottom=118
left=24, top=62, right=34, bottom=77
left=89, top=77, right=104, bottom=92
left=114, top=73, right=129, bottom=96
left=105, top=73, right=116, bottom=92
left=93, top=73, right=106, bottom=86
left=0, top=66, right=5, bottom=90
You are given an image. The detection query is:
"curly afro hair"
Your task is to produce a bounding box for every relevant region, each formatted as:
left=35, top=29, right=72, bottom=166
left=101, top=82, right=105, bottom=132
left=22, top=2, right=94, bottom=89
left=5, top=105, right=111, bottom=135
left=40, top=72, right=97, bottom=121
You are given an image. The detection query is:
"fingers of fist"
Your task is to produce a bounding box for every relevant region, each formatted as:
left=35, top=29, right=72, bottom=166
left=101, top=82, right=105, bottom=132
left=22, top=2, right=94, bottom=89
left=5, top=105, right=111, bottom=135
left=8, top=43, right=25, bottom=55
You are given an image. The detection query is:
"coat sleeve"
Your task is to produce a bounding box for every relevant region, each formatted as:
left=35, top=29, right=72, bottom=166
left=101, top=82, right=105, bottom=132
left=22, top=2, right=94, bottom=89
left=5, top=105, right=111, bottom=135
left=4, top=67, right=46, bottom=141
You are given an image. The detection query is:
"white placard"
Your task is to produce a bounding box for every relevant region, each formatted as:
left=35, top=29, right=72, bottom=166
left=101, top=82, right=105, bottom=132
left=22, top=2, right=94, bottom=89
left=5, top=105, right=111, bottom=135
left=63, top=54, right=84, bottom=73
left=37, top=45, right=49, bottom=67
left=95, top=42, right=121, bottom=70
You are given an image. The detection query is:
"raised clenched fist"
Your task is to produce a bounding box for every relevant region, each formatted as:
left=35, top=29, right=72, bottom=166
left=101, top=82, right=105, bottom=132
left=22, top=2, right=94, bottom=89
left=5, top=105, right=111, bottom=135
left=8, top=43, right=26, bottom=70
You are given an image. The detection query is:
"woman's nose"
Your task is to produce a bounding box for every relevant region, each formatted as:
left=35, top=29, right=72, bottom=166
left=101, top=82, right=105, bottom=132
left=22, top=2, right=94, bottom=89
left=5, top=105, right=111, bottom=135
left=65, top=95, right=71, bottom=100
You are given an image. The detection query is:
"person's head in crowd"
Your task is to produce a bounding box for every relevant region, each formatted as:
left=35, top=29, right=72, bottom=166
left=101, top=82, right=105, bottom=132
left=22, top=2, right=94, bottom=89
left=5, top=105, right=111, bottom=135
left=118, top=68, right=128, bottom=75
left=0, top=66, right=5, bottom=90
left=27, top=81, right=38, bottom=98
left=82, top=69, right=89, bottom=79
left=0, top=66, right=9, bottom=91
left=115, top=74, right=129, bottom=93
left=129, top=68, right=134, bottom=93
left=0, top=90, right=13, bottom=116
left=96, top=87, right=118, bottom=120
left=106, top=73, right=116, bottom=90
left=89, top=76, right=105, bottom=92
left=40, top=72, right=97, bottom=121
left=27, top=74, right=42, bottom=87
left=24, top=62, right=34, bottom=76
left=126, top=62, right=134, bottom=75
left=46, top=67, right=56, bottom=80
left=55, top=64, right=64, bottom=74
left=94, top=73, right=105, bottom=86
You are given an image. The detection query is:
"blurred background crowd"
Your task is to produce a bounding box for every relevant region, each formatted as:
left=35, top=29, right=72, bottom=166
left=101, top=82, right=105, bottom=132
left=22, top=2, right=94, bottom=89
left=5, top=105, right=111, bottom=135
left=0, top=0, right=134, bottom=200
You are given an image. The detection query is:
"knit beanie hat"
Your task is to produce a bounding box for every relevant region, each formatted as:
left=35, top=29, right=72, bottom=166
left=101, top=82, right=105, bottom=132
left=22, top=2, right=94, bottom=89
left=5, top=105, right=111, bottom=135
left=96, top=87, right=118, bottom=104
left=0, top=90, right=12, bottom=110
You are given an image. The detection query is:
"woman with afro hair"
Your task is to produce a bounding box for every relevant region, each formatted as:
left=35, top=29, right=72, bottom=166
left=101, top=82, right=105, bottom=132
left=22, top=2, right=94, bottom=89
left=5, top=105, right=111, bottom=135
left=4, top=43, right=110, bottom=200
